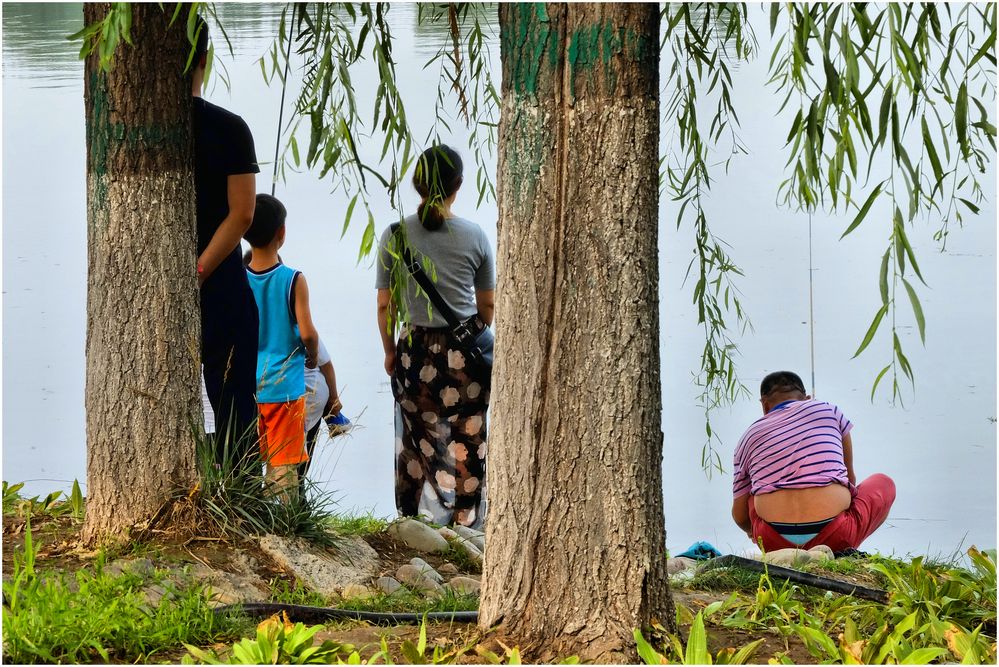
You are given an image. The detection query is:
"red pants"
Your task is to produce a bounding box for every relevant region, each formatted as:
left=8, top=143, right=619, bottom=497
left=749, top=474, right=896, bottom=552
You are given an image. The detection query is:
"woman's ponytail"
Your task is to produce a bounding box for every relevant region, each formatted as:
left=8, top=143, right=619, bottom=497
left=413, top=145, right=463, bottom=232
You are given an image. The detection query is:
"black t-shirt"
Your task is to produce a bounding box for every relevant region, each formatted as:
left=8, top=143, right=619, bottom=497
left=193, top=98, right=259, bottom=269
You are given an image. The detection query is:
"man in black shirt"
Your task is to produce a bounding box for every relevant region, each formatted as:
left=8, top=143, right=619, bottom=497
left=192, top=22, right=259, bottom=464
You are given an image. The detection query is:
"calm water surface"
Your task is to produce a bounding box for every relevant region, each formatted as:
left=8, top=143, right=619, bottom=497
left=3, top=3, right=995, bottom=559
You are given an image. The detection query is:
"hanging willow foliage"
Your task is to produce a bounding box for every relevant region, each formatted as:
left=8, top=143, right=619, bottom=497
left=75, top=3, right=996, bottom=472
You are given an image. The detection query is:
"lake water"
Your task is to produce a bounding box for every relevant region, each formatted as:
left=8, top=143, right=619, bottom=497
left=3, top=3, right=995, bottom=560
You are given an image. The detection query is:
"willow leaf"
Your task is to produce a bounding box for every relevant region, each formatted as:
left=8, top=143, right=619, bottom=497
left=840, top=182, right=884, bottom=239
left=853, top=304, right=889, bottom=358
left=902, top=278, right=926, bottom=344
left=871, top=364, right=891, bottom=401
left=921, top=115, right=944, bottom=187
left=879, top=249, right=890, bottom=305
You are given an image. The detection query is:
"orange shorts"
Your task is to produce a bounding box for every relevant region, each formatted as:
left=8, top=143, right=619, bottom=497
left=257, top=398, right=307, bottom=466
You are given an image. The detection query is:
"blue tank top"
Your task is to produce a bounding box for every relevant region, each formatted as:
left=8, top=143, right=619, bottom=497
left=246, top=263, right=305, bottom=403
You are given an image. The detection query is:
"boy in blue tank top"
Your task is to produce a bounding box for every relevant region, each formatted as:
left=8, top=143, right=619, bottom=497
left=245, top=194, right=319, bottom=501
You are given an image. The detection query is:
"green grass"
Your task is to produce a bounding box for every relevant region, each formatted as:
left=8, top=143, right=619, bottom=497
left=190, top=425, right=340, bottom=546
left=441, top=543, right=483, bottom=575
left=3, top=516, right=241, bottom=663
left=650, top=548, right=999, bottom=665
left=335, top=588, right=480, bottom=614
left=267, top=578, right=332, bottom=607
left=681, top=564, right=764, bottom=593
left=322, top=512, right=390, bottom=537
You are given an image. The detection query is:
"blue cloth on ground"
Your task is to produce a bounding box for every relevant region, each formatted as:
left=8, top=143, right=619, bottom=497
left=676, top=541, right=722, bottom=560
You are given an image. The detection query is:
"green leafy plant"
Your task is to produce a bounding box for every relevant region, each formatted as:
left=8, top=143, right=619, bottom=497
left=68, top=479, right=85, bottom=520
left=3, top=516, right=234, bottom=663
left=634, top=612, right=763, bottom=665
left=2, top=480, right=25, bottom=514
left=185, top=613, right=356, bottom=664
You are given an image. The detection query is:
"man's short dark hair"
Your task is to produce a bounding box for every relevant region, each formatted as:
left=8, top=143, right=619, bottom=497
left=245, top=194, right=287, bottom=248
left=760, top=370, right=806, bottom=397
left=194, top=16, right=210, bottom=60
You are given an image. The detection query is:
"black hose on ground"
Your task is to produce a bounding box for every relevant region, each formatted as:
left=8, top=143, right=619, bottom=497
left=213, top=602, right=479, bottom=625
left=216, top=556, right=888, bottom=625
left=700, top=554, right=889, bottom=603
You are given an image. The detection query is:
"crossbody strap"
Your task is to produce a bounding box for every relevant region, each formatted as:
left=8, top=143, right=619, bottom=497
left=390, top=223, right=462, bottom=329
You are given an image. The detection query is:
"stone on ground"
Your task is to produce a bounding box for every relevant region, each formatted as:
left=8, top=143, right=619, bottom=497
left=341, top=583, right=374, bottom=599
left=388, top=519, right=449, bottom=553
left=396, top=563, right=443, bottom=594
left=375, top=576, right=403, bottom=595
left=409, top=557, right=443, bottom=584
left=667, top=556, right=698, bottom=575
left=437, top=526, right=459, bottom=541
left=438, top=562, right=460, bottom=575
left=452, top=536, right=483, bottom=564
left=762, top=548, right=818, bottom=567
left=808, top=544, right=834, bottom=560
left=258, top=534, right=379, bottom=598
left=445, top=576, right=481, bottom=595
left=453, top=525, right=485, bottom=551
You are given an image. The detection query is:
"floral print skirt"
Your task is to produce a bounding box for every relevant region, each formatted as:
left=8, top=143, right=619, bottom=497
left=392, top=320, right=490, bottom=529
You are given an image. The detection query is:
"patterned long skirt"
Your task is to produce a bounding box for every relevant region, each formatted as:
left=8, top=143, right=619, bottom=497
left=392, top=321, right=490, bottom=529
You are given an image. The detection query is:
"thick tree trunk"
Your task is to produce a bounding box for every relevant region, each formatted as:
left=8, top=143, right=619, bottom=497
left=82, top=3, right=200, bottom=545
left=481, top=3, right=670, bottom=662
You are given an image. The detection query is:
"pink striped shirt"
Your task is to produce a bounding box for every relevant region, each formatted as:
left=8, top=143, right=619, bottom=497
left=732, top=399, right=853, bottom=498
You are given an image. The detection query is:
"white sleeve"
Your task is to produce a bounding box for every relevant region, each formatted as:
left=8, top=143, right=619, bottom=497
left=316, top=338, right=331, bottom=366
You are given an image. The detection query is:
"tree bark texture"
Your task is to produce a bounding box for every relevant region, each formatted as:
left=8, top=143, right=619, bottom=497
left=82, top=3, right=200, bottom=544
left=481, top=3, right=670, bottom=662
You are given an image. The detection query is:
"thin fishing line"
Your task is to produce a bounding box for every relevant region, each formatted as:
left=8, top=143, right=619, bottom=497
left=808, top=207, right=816, bottom=397
left=271, top=6, right=295, bottom=197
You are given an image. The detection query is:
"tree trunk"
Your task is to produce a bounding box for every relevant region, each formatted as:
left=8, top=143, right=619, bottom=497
left=481, top=3, right=670, bottom=662
left=82, top=3, right=201, bottom=545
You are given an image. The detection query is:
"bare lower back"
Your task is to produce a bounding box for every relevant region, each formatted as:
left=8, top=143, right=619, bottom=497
left=754, top=483, right=852, bottom=523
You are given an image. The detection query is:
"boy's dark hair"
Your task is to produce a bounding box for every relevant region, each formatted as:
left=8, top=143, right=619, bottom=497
left=760, top=370, right=806, bottom=397
left=245, top=194, right=287, bottom=248
left=194, top=16, right=210, bottom=61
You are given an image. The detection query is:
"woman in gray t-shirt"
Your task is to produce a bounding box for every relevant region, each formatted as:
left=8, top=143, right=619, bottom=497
left=374, top=145, right=495, bottom=529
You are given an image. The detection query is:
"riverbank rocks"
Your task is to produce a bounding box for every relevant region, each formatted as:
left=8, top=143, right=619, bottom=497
left=375, top=576, right=403, bottom=595
left=453, top=525, right=485, bottom=552
left=452, top=537, right=483, bottom=565
left=437, top=526, right=459, bottom=541
left=341, top=584, right=375, bottom=599
left=388, top=519, right=449, bottom=553
left=258, top=534, right=379, bottom=597
left=409, top=557, right=444, bottom=584
left=396, top=563, right=443, bottom=595
left=667, top=557, right=698, bottom=575
left=445, top=576, right=481, bottom=595
left=761, top=547, right=833, bottom=567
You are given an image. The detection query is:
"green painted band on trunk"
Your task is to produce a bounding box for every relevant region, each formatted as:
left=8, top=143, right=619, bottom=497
left=567, top=22, right=653, bottom=98
left=503, top=3, right=559, bottom=97
left=86, top=71, right=188, bottom=177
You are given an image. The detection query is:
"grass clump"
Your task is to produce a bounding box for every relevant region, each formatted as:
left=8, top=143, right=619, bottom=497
left=441, top=543, right=483, bottom=575
left=3, top=515, right=240, bottom=663
left=268, top=578, right=332, bottom=607
left=322, top=512, right=390, bottom=537
left=189, top=425, right=339, bottom=546
left=336, top=587, right=480, bottom=614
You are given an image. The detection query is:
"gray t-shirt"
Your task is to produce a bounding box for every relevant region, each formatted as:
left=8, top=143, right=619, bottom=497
left=374, top=215, right=495, bottom=328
